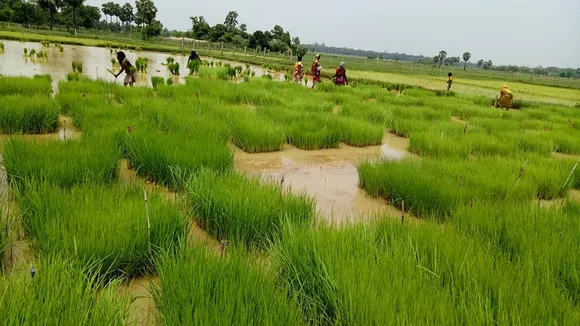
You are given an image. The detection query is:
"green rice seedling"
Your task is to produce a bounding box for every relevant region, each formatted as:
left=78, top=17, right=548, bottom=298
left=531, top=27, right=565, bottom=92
left=151, top=76, right=165, bottom=90
left=0, top=76, right=52, bottom=97
left=123, top=127, right=233, bottom=190
left=3, top=137, right=119, bottom=190
left=0, top=96, right=59, bottom=134
left=229, top=109, right=285, bottom=153
left=110, top=58, right=118, bottom=66
left=23, top=48, right=27, bottom=56
left=153, top=245, right=305, bottom=325
left=165, top=56, right=175, bottom=65
left=29, top=48, right=36, bottom=57
left=33, top=74, right=52, bottom=83
left=168, top=62, right=180, bottom=75
left=135, top=57, right=149, bottom=72
left=336, top=117, right=384, bottom=147
left=0, top=257, right=129, bottom=324
left=186, top=169, right=315, bottom=248
left=272, top=221, right=580, bottom=325
left=0, top=42, right=4, bottom=50
left=165, top=77, right=174, bottom=86
left=40, top=40, right=50, bottom=47
left=71, top=60, right=83, bottom=73
left=17, top=183, right=187, bottom=279
left=187, top=60, right=200, bottom=75
left=549, top=130, right=580, bottom=154
left=66, top=72, right=81, bottom=81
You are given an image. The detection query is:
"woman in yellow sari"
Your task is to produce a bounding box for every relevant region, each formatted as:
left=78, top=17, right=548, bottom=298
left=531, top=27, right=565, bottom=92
left=497, top=84, right=513, bottom=108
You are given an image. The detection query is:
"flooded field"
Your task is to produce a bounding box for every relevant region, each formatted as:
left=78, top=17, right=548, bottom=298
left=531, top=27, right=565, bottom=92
left=0, top=40, right=277, bottom=90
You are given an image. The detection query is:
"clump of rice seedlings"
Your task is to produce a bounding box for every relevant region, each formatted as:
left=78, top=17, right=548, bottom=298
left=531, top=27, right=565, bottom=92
left=135, top=57, right=149, bottom=72
left=66, top=72, right=81, bottom=81
left=16, top=183, right=186, bottom=279
left=153, top=245, right=305, bottom=325
left=0, top=257, right=129, bottom=324
left=71, top=60, right=83, bottom=73
left=337, top=117, right=384, bottom=147
left=166, top=77, right=174, bottom=86
left=123, top=127, right=233, bottom=190
left=28, top=48, right=36, bottom=57
left=40, top=40, right=50, bottom=47
left=0, top=76, right=52, bottom=97
left=168, top=62, right=180, bottom=75
left=0, top=42, right=4, bottom=50
left=285, top=114, right=342, bottom=150
left=186, top=169, right=315, bottom=248
left=229, top=110, right=285, bottom=153
left=151, top=76, right=165, bottom=90
left=23, top=48, right=28, bottom=56
left=3, top=137, right=119, bottom=190
left=110, top=58, right=118, bottom=67
left=0, top=96, right=59, bottom=134
left=271, top=221, right=580, bottom=325
left=187, top=60, right=200, bottom=75
left=35, top=50, right=48, bottom=60
left=164, top=56, right=175, bottom=65
left=550, top=130, right=580, bottom=154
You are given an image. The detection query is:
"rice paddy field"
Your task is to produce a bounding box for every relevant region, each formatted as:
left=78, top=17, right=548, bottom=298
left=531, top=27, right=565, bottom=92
left=0, top=46, right=579, bottom=324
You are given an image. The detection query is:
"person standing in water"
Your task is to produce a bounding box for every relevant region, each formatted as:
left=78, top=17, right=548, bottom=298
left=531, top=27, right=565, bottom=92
left=447, top=72, right=453, bottom=91
left=188, top=49, right=201, bottom=64
left=332, top=62, right=348, bottom=86
left=311, top=54, right=322, bottom=88
left=293, top=56, right=304, bottom=84
left=114, top=51, right=136, bottom=86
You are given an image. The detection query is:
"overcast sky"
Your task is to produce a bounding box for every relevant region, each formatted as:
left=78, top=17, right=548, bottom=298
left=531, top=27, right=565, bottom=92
left=86, top=0, right=580, bottom=68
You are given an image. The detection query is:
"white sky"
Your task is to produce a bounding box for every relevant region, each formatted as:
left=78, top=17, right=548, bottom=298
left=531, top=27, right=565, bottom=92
left=86, top=0, right=580, bottom=68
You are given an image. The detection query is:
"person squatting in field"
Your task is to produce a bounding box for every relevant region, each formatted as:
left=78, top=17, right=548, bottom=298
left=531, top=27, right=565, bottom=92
left=293, top=56, right=304, bottom=84
left=311, top=54, right=322, bottom=88
left=447, top=72, right=453, bottom=91
left=496, top=84, right=514, bottom=108
left=114, top=51, right=136, bottom=86
left=332, top=62, right=349, bottom=86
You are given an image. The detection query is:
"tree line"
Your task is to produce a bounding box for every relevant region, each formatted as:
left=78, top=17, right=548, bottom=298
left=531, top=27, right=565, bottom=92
left=181, top=11, right=307, bottom=57
left=0, top=0, right=162, bottom=38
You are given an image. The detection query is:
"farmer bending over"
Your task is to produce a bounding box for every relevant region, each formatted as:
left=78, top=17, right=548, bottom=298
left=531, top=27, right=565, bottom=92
left=496, top=84, right=514, bottom=108
left=115, top=51, right=136, bottom=86
left=311, top=54, right=322, bottom=88
left=293, top=56, right=304, bottom=84
left=188, top=49, right=201, bottom=64
left=332, top=62, right=348, bottom=86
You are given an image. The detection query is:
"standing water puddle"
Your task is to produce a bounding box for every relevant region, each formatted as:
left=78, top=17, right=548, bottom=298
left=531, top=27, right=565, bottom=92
left=0, top=40, right=276, bottom=91
left=234, top=133, right=412, bottom=225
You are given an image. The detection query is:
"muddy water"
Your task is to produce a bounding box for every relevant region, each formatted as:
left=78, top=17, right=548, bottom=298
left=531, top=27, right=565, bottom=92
left=234, top=133, right=412, bottom=224
left=0, top=40, right=274, bottom=90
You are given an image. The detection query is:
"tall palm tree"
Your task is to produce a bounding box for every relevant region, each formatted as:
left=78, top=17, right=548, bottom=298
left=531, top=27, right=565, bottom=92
left=463, top=52, right=472, bottom=70
left=65, top=0, right=85, bottom=35
left=438, top=50, right=447, bottom=68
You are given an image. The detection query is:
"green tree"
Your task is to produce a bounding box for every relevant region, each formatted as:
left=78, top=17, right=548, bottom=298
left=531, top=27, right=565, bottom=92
left=38, top=0, right=62, bottom=30
left=101, top=2, right=113, bottom=23
left=483, top=60, right=493, bottom=70
left=135, top=0, right=156, bottom=26
left=438, top=50, right=447, bottom=68
left=13, top=1, right=37, bottom=27
left=119, top=3, right=133, bottom=29
left=190, top=15, right=210, bottom=40
left=111, top=2, right=121, bottom=23
left=142, top=18, right=162, bottom=39
left=432, top=55, right=440, bottom=67
left=223, top=11, right=238, bottom=31
left=477, top=59, right=484, bottom=68
left=239, top=23, right=247, bottom=33
left=64, top=0, right=85, bottom=34
left=462, top=52, right=471, bottom=70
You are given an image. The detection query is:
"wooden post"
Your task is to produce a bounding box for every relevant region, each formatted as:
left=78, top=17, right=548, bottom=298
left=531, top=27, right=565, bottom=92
left=144, top=190, right=151, bottom=246
left=401, top=201, right=405, bottom=223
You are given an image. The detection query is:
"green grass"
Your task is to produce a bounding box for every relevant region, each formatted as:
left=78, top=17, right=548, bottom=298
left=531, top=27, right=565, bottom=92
left=16, top=183, right=187, bottom=279
left=0, top=96, right=59, bottom=134
left=122, top=127, right=233, bottom=190
left=186, top=169, right=315, bottom=248
left=153, top=244, right=305, bottom=325
left=0, top=257, right=129, bottom=324
left=0, top=76, right=52, bottom=97
left=227, top=109, right=285, bottom=153
left=272, top=221, right=580, bottom=325
left=3, top=137, right=119, bottom=190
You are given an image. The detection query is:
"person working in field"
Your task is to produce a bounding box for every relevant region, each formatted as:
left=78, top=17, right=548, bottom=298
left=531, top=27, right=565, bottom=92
left=311, top=54, right=322, bottom=88
left=496, top=84, right=514, bottom=108
left=188, top=49, right=201, bottom=64
left=447, top=72, right=453, bottom=91
left=293, top=56, right=304, bottom=84
left=114, top=51, right=136, bottom=86
left=331, top=62, right=348, bottom=86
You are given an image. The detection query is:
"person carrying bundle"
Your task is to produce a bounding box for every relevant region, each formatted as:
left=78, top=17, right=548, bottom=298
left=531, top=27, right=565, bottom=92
left=447, top=72, right=453, bottom=91
left=114, top=51, right=136, bottom=86
left=496, top=84, right=514, bottom=108
left=293, top=56, right=304, bottom=84
left=311, top=54, right=322, bottom=88
left=331, top=62, right=348, bottom=86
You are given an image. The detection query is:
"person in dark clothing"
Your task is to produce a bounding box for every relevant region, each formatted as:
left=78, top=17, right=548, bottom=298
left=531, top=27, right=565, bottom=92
left=188, top=49, right=201, bottom=64
left=114, top=51, right=136, bottom=86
